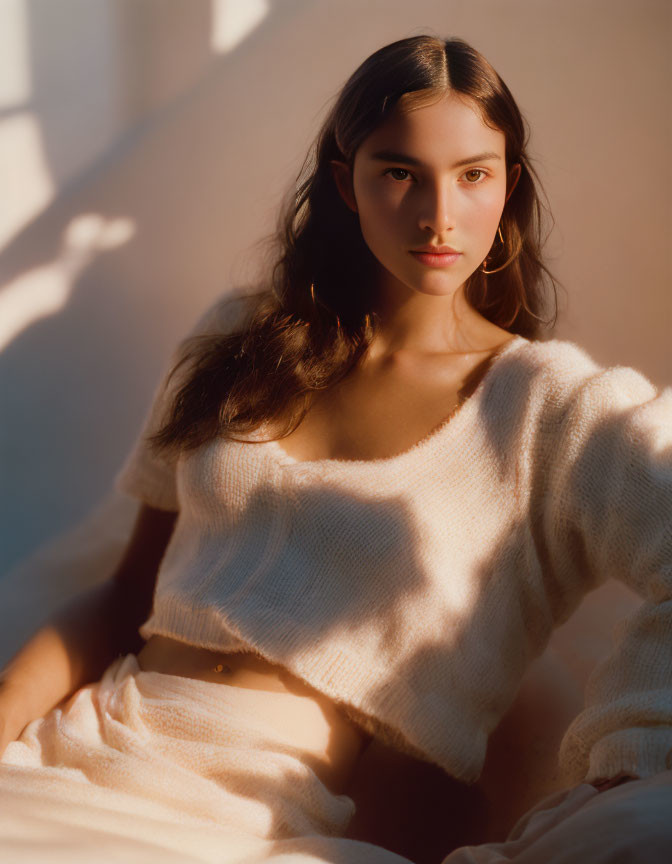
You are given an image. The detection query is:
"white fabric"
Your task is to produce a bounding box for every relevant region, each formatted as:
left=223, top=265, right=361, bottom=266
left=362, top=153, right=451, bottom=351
left=439, top=771, right=672, bottom=863
left=0, top=486, right=646, bottom=845
left=113, top=290, right=672, bottom=789
left=0, top=653, right=412, bottom=864
left=2, top=653, right=672, bottom=862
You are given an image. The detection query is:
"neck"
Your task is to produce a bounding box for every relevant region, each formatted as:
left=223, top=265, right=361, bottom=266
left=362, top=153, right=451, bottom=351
left=368, top=280, right=505, bottom=359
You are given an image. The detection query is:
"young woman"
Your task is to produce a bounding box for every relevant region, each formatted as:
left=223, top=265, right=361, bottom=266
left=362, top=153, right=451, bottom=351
left=1, top=34, right=671, bottom=864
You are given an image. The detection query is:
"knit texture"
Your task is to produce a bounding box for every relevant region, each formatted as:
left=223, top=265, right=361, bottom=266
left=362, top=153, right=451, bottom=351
left=114, top=291, right=672, bottom=787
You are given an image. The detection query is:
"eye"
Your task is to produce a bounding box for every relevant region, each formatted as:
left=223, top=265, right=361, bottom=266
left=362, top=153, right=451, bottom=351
left=383, top=167, right=489, bottom=184
left=383, top=167, right=413, bottom=182
left=463, top=169, right=487, bottom=184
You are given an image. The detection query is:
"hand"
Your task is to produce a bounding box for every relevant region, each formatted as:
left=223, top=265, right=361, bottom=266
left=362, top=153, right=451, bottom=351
left=0, top=683, right=27, bottom=760
left=590, top=772, right=640, bottom=792
left=0, top=711, right=20, bottom=760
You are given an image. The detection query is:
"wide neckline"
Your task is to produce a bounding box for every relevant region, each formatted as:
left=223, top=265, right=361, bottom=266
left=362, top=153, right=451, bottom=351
left=257, top=334, right=529, bottom=471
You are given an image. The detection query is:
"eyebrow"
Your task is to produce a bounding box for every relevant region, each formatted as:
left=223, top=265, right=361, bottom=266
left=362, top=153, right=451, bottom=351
left=369, top=149, right=502, bottom=168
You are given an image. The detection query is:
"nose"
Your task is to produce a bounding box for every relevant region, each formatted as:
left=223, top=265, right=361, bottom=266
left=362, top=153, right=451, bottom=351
left=417, top=178, right=456, bottom=235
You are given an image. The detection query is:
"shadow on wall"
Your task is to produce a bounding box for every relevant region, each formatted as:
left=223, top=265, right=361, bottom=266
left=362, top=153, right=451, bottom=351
left=0, top=0, right=322, bottom=577
left=2, top=0, right=669, bottom=582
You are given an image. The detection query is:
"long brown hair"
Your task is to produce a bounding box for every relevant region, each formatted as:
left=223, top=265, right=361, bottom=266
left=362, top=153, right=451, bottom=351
left=149, top=34, right=561, bottom=459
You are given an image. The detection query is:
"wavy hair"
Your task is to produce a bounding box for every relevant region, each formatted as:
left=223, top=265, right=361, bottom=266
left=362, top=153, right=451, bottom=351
left=149, top=34, right=561, bottom=459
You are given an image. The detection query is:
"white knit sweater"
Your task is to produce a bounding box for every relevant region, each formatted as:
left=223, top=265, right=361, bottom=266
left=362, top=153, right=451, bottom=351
left=114, top=291, right=672, bottom=787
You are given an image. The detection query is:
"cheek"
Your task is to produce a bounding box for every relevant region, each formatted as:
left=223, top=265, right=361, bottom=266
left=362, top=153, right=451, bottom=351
left=355, top=183, right=404, bottom=254
left=357, top=177, right=398, bottom=224
left=464, top=188, right=506, bottom=230
left=354, top=173, right=507, bottom=260
left=459, top=192, right=507, bottom=259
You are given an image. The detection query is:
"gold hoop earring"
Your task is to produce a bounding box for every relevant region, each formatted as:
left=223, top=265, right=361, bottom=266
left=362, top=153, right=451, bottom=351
left=480, top=223, right=519, bottom=275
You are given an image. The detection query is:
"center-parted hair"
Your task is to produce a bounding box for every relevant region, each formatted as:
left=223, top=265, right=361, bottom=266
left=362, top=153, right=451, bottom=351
left=149, top=34, right=561, bottom=459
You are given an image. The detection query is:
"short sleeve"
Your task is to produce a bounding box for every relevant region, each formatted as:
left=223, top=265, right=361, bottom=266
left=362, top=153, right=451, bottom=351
left=542, top=363, right=672, bottom=784
left=113, top=290, right=255, bottom=512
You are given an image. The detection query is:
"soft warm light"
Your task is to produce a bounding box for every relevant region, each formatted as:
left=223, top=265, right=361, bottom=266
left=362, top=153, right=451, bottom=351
left=0, top=113, right=54, bottom=251
left=0, top=1, right=53, bottom=249
left=0, top=0, right=30, bottom=106
left=210, top=0, right=269, bottom=53
left=0, top=213, right=136, bottom=352
left=63, top=213, right=135, bottom=252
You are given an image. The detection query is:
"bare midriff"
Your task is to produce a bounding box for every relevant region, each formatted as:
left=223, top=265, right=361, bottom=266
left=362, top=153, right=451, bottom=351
left=136, top=634, right=371, bottom=795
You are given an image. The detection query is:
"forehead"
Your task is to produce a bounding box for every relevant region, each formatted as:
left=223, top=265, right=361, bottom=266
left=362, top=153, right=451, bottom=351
left=358, top=92, right=505, bottom=162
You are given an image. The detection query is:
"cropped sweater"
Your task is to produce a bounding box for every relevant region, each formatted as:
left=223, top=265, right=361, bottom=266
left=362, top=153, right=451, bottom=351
left=114, top=290, right=672, bottom=787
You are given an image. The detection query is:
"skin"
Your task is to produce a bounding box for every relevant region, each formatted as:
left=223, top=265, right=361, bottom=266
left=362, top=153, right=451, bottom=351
left=136, top=96, right=628, bottom=805
left=330, top=90, right=521, bottom=360
left=330, top=93, right=633, bottom=796
left=268, top=91, right=525, bottom=462
left=0, top=87, right=621, bottom=848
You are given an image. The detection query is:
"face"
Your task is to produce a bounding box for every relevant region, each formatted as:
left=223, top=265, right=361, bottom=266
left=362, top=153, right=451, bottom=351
left=331, top=91, right=520, bottom=301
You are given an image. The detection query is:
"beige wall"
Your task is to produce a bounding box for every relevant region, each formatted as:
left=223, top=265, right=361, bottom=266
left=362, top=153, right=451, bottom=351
left=1, top=0, right=670, bottom=576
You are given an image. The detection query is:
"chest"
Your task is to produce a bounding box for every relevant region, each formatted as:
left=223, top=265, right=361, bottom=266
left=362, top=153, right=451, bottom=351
left=273, top=349, right=504, bottom=463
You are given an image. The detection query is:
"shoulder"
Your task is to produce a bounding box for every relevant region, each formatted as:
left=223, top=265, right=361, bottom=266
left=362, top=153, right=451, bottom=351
left=509, top=336, right=600, bottom=383
left=510, top=339, right=670, bottom=469
left=535, top=338, right=659, bottom=413
left=486, top=336, right=667, bottom=451
left=484, top=336, right=600, bottom=421
left=160, top=286, right=263, bottom=386
left=501, top=336, right=659, bottom=409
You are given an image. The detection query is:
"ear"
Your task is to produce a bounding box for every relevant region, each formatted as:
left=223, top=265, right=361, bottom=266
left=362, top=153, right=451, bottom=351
left=330, top=159, right=358, bottom=213
left=505, top=162, right=521, bottom=204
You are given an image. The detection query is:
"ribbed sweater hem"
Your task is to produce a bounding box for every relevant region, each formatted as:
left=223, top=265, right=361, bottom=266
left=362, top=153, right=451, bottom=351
left=142, top=595, right=486, bottom=784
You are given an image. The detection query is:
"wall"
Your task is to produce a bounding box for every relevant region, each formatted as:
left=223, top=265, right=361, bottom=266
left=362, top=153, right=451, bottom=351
left=1, top=0, right=670, bottom=578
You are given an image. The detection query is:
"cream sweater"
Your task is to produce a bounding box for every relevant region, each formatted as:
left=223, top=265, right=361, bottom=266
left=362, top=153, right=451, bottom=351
left=114, top=291, right=672, bottom=787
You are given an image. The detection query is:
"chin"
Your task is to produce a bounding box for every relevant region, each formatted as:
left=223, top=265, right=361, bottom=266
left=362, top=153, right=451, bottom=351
left=413, top=284, right=462, bottom=299
left=411, top=270, right=467, bottom=294
left=376, top=259, right=467, bottom=299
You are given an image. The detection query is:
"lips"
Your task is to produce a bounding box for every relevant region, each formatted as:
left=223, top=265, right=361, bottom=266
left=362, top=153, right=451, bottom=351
left=410, top=248, right=462, bottom=267
left=412, top=245, right=461, bottom=254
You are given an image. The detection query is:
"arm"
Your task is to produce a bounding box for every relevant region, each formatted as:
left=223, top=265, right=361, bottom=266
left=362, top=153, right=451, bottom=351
left=540, top=364, right=672, bottom=787
left=0, top=503, right=177, bottom=756
left=0, top=294, right=244, bottom=753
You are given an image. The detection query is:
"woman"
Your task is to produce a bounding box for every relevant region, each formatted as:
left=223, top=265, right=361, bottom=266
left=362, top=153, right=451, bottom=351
left=1, top=34, right=671, bottom=864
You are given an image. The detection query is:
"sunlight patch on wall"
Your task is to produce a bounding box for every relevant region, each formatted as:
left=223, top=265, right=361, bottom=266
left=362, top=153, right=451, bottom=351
left=0, top=213, right=135, bottom=352
left=0, top=113, right=55, bottom=250
left=210, top=0, right=269, bottom=54
left=0, top=0, right=30, bottom=106
left=0, top=2, right=53, bottom=250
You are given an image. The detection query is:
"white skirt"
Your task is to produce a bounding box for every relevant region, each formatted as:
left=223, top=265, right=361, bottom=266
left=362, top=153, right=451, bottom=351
left=0, top=653, right=411, bottom=864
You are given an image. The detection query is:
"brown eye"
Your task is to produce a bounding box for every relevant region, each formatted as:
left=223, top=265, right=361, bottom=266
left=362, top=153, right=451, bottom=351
left=464, top=169, right=485, bottom=183
left=384, top=167, right=412, bottom=181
